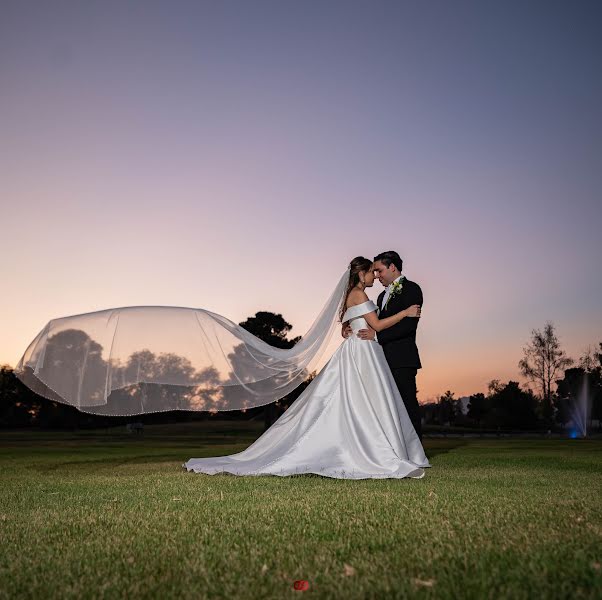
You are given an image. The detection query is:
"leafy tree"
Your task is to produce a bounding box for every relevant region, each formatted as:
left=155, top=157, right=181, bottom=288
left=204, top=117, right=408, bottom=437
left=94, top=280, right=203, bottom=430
left=437, top=390, right=458, bottom=426
left=238, top=311, right=301, bottom=430
left=0, top=364, right=31, bottom=427
left=238, top=312, right=300, bottom=349
left=0, top=363, right=117, bottom=429
left=488, top=379, right=503, bottom=395
left=487, top=381, right=538, bottom=429
left=467, top=392, right=488, bottom=426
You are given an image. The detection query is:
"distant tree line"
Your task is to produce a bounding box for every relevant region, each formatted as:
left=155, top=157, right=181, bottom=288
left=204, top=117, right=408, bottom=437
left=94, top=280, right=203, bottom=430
left=422, top=324, right=601, bottom=433
left=1, top=315, right=600, bottom=434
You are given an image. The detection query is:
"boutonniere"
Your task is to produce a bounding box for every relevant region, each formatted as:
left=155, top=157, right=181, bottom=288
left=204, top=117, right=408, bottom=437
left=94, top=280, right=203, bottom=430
left=384, top=276, right=405, bottom=310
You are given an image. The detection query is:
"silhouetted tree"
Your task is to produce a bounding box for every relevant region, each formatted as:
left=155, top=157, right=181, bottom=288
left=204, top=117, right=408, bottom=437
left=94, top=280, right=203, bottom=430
left=579, top=344, right=600, bottom=372
left=238, top=311, right=301, bottom=430
left=437, top=390, right=459, bottom=426
left=238, top=312, right=301, bottom=348
left=519, top=322, right=573, bottom=425
left=1, top=363, right=121, bottom=429
left=487, top=381, right=538, bottom=429
left=467, top=392, right=488, bottom=426
left=488, top=379, right=503, bottom=395
left=0, top=365, right=32, bottom=427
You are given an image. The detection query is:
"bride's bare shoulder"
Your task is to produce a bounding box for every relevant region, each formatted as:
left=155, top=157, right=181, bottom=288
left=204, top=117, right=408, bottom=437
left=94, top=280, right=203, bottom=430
left=346, top=289, right=369, bottom=308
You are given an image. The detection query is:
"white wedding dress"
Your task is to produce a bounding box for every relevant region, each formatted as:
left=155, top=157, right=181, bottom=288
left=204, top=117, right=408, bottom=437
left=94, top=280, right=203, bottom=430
left=183, top=300, right=431, bottom=479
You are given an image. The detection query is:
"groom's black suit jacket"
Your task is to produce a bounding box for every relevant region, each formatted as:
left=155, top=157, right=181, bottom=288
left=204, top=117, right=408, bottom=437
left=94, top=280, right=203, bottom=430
left=377, top=279, right=423, bottom=369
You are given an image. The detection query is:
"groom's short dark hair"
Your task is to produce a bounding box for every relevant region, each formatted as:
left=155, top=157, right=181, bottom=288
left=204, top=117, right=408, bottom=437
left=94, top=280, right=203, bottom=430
left=374, top=251, right=403, bottom=272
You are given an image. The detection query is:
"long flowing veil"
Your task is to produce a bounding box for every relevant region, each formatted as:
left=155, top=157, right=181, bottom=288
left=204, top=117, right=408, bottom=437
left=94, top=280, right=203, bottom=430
left=14, top=268, right=351, bottom=416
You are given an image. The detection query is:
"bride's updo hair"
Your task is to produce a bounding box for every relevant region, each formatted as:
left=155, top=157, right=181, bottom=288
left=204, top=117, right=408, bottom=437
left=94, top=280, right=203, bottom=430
left=340, top=256, right=373, bottom=321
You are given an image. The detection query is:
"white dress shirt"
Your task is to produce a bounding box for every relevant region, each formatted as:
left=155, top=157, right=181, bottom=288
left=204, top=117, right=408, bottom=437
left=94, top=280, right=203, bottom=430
left=374, top=274, right=404, bottom=342
left=381, top=274, right=404, bottom=311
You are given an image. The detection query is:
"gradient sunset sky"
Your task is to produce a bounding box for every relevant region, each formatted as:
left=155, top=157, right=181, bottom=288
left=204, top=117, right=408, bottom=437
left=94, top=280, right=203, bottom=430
left=1, top=0, right=601, bottom=403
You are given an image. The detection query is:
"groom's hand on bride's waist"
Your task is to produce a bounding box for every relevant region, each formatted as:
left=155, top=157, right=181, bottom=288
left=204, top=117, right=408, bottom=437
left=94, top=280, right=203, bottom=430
left=358, top=328, right=376, bottom=341
left=342, top=324, right=352, bottom=338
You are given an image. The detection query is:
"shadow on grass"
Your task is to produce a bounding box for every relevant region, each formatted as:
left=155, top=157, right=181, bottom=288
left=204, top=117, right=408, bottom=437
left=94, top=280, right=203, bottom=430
left=423, top=438, right=469, bottom=460
left=27, top=446, right=252, bottom=474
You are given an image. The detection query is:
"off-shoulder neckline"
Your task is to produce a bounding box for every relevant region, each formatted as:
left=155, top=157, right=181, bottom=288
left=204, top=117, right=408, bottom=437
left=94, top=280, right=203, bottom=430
left=345, top=299, right=375, bottom=310
left=342, top=300, right=377, bottom=321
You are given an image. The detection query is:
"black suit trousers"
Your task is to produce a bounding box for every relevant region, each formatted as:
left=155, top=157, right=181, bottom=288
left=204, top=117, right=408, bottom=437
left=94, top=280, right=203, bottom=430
left=390, top=367, right=422, bottom=441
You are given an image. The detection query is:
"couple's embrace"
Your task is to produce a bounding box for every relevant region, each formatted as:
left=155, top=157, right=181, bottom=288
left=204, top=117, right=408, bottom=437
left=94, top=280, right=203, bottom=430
left=184, top=251, right=431, bottom=479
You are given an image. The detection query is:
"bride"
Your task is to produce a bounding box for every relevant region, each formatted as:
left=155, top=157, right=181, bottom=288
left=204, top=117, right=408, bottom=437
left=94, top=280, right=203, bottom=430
left=183, top=257, right=431, bottom=479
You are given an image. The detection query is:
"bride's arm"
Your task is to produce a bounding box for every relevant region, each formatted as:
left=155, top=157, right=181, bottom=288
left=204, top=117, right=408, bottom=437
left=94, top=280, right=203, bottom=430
left=347, top=291, right=418, bottom=333
left=362, top=307, right=413, bottom=332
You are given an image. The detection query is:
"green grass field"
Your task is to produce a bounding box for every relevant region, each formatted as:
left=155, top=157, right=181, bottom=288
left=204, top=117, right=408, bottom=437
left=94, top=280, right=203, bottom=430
left=1, top=422, right=600, bottom=599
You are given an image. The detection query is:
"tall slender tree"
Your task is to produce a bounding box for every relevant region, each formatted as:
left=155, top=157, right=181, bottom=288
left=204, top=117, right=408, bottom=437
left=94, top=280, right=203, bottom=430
left=519, top=321, right=573, bottom=424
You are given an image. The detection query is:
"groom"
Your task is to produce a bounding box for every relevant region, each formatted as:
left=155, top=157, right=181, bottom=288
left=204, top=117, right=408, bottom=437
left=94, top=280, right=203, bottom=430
left=345, top=251, right=424, bottom=440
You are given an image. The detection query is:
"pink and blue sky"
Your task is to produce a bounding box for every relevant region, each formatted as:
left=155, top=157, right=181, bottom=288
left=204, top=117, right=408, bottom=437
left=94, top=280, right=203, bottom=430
left=1, top=1, right=600, bottom=402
